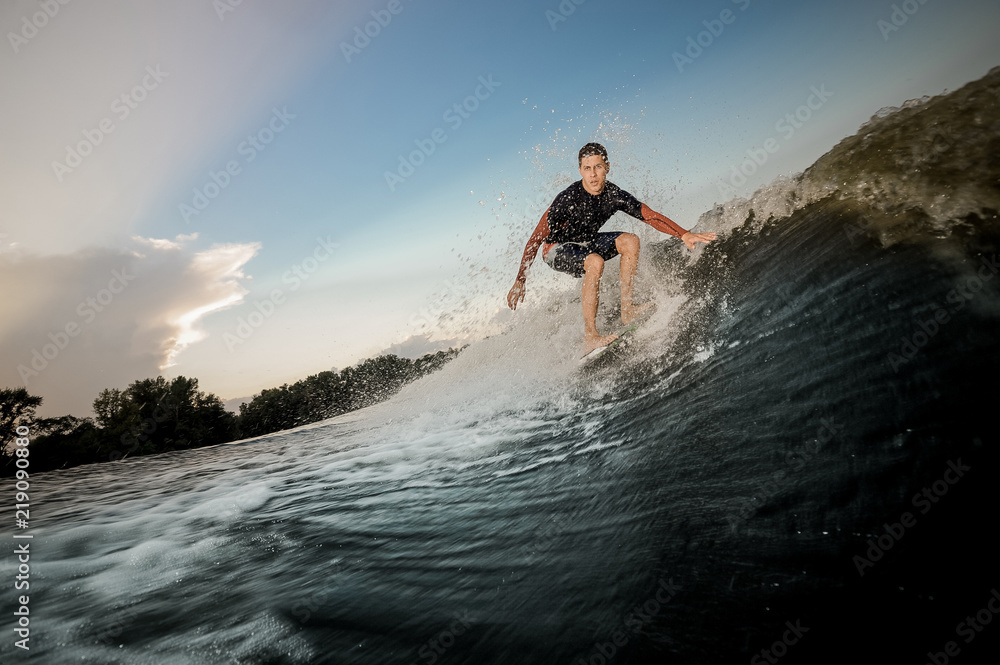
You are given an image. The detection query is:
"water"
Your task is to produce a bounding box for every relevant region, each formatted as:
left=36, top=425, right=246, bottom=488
left=6, top=68, right=1000, bottom=664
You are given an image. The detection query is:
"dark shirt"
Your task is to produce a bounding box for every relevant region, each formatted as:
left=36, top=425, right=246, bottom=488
left=544, top=181, right=643, bottom=244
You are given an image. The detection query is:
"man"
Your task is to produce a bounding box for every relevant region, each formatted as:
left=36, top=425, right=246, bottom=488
left=506, top=142, right=716, bottom=354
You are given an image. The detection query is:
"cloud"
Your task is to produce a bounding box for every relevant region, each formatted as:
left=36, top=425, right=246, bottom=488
left=0, top=236, right=259, bottom=417
left=166, top=241, right=261, bottom=367
left=0, top=0, right=376, bottom=416
left=131, top=234, right=198, bottom=252
left=0, top=0, right=353, bottom=254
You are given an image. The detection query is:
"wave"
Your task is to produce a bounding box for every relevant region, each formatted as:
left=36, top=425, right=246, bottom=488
left=14, top=67, right=1000, bottom=665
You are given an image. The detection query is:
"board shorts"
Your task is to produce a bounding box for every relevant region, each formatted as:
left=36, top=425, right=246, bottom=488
left=542, top=231, right=625, bottom=278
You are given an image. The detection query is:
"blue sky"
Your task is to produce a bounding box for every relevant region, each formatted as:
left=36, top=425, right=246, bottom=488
left=3, top=0, right=999, bottom=416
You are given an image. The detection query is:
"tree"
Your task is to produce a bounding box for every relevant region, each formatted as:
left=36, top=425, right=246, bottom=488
left=236, top=349, right=463, bottom=438
left=93, top=376, right=238, bottom=460
left=348, top=355, right=414, bottom=409
left=413, top=348, right=462, bottom=377
left=1, top=346, right=464, bottom=474
left=239, top=385, right=298, bottom=438
left=26, top=416, right=103, bottom=473
left=0, top=387, right=42, bottom=442
left=0, top=388, right=43, bottom=472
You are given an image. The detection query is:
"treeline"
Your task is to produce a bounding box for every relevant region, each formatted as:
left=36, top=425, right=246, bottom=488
left=237, top=349, right=460, bottom=437
left=0, top=349, right=461, bottom=476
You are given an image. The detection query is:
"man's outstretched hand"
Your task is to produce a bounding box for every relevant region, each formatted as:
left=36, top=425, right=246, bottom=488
left=681, top=231, right=717, bottom=250
left=507, top=278, right=526, bottom=310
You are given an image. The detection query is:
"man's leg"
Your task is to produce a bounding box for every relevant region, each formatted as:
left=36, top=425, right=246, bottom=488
left=615, top=232, right=653, bottom=324
left=582, top=252, right=618, bottom=354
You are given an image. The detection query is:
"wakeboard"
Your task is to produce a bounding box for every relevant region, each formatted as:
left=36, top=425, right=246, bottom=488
left=579, top=303, right=657, bottom=366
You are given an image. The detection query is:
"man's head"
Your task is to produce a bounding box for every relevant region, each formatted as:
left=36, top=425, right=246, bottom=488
left=578, top=142, right=609, bottom=195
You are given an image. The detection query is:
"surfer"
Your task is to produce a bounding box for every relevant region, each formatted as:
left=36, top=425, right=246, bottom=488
left=506, top=142, right=716, bottom=354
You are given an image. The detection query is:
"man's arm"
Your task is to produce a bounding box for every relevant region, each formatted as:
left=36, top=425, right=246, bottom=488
left=507, top=209, right=550, bottom=310
left=640, top=203, right=688, bottom=239
left=640, top=203, right=716, bottom=249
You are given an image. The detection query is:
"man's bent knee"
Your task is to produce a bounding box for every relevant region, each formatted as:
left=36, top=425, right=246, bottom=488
left=616, top=232, right=640, bottom=255
left=583, top=253, right=605, bottom=274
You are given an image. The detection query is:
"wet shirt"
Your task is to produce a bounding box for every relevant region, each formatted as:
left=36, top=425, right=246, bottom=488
left=544, top=181, right=643, bottom=244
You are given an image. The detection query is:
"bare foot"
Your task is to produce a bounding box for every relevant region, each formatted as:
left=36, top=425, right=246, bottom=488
left=582, top=332, right=618, bottom=356
left=622, top=301, right=656, bottom=326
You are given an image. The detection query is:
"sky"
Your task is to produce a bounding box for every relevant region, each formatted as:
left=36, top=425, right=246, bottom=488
left=2, top=0, right=999, bottom=417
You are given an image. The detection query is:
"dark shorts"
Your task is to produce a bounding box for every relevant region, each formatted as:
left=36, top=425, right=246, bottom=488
left=543, top=232, right=624, bottom=278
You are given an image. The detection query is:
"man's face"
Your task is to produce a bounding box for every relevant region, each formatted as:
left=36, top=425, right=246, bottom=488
left=579, top=154, right=609, bottom=195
